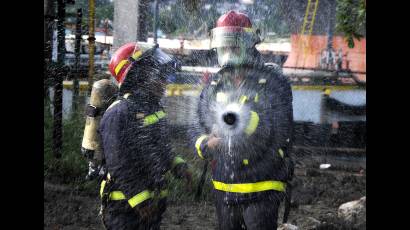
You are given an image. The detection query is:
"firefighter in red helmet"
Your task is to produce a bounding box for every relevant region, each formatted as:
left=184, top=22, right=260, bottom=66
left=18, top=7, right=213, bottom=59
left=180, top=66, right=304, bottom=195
left=192, top=11, right=294, bottom=230
left=210, top=10, right=262, bottom=67
left=97, top=42, right=192, bottom=230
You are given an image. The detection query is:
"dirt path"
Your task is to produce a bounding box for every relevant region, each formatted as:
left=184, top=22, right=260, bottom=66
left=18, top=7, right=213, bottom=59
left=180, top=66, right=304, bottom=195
left=44, top=167, right=365, bottom=230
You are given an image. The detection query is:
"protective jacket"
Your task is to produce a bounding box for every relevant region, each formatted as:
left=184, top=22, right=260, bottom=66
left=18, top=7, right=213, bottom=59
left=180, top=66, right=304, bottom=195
left=192, top=64, right=294, bottom=204
left=99, top=46, right=187, bottom=215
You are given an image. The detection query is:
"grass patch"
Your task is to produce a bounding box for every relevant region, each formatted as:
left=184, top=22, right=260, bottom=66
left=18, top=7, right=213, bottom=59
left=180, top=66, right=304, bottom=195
left=44, top=100, right=88, bottom=186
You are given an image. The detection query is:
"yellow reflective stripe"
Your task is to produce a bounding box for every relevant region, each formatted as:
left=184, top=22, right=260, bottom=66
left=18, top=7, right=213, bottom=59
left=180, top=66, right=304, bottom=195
left=110, top=191, right=126, bottom=200
left=100, top=180, right=107, bottom=198
left=216, top=92, right=228, bottom=103
left=278, top=148, right=284, bottom=158
left=254, top=93, right=259, bottom=103
left=131, top=50, right=143, bottom=60
left=244, top=111, right=259, bottom=135
left=155, top=111, right=166, bottom=119
left=195, top=135, right=208, bottom=159
left=105, top=189, right=168, bottom=203
left=239, top=95, right=248, bottom=104
left=128, top=190, right=152, bottom=208
left=212, top=180, right=286, bottom=193
left=114, top=59, right=130, bottom=75
left=172, top=156, right=186, bottom=167
left=143, top=114, right=158, bottom=126
left=243, top=159, right=249, bottom=165
left=143, top=111, right=166, bottom=126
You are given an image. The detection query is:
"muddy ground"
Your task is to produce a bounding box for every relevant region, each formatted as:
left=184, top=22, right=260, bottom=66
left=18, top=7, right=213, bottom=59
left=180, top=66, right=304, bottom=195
left=44, top=165, right=366, bottom=230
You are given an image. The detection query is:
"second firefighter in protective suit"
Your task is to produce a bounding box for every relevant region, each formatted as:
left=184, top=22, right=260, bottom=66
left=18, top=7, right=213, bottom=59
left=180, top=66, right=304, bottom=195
left=99, top=42, right=191, bottom=230
left=192, top=11, right=294, bottom=230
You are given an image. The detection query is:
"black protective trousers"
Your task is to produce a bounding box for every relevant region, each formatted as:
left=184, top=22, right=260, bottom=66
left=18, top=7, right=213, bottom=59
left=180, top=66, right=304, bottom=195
left=101, top=199, right=166, bottom=230
left=215, top=198, right=281, bottom=230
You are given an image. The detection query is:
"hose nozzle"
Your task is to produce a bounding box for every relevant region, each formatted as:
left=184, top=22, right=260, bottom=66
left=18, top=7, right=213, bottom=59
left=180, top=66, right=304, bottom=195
left=223, top=112, right=237, bottom=126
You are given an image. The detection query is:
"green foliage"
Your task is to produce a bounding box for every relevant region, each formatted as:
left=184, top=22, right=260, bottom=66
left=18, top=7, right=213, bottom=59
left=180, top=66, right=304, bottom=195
left=159, top=0, right=211, bottom=38
left=158, top=0, right=290, bottom=39
left=95, top=3, right=114, bottom=22
left=335, top=0, right=366, bottom=48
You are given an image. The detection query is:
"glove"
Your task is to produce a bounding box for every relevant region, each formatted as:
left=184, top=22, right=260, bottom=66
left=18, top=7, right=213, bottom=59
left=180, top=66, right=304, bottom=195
left=183, top=170, right=193, bottom=193
left=85, top=161, right=105, bottom=181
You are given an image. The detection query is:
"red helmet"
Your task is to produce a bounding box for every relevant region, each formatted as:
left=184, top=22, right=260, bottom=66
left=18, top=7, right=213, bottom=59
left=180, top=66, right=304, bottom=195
left=108, top=42, right=143, bottom=84
left=210, top=11, right=261, bottom=66
left=210, top=11, right=260, bottom=49
left=216, top=10, right=252, bottom=28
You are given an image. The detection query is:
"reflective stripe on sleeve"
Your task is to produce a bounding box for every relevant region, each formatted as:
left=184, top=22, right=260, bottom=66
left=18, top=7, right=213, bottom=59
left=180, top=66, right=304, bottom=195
left=128, top=190, right=152, bottom=208
left=195, top=135, right=208, bottom=159
left=239, top=95, right=248, bottom=104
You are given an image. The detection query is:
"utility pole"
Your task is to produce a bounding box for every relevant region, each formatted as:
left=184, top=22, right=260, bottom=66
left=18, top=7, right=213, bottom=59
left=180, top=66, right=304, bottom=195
left=326, top=0, right=336, bottom=70
left=136, top=0, right=149, bottom=42
left=53, top=0, right=66, bottom=159
left=153, top=0, right=159, bottom=45
left=88, top=0, right=96, bottom=93
left=73, top=8, right=82, bottom=112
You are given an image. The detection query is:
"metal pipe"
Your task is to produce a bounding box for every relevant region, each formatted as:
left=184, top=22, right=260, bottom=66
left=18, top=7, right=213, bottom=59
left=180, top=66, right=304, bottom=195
left=74, top=9, right=82, bottom=95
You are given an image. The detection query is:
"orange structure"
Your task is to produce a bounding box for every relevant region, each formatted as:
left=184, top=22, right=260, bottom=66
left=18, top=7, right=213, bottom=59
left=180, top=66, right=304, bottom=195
left=284, top=34, right=366, bottom=81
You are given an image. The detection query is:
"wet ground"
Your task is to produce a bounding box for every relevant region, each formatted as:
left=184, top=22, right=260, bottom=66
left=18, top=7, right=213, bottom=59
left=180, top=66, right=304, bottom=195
left=44, top=165, right=366, bottom=230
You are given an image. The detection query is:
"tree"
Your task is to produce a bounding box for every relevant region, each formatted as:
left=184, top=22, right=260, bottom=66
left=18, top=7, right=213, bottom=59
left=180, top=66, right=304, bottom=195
left=66, top=0, right=114, bottom=31
left=335, top=0, right=366, bottom=48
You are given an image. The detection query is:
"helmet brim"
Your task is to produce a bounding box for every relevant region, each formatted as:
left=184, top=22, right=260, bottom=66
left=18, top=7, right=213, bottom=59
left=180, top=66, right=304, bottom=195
left=210, top=27, right=261, bottom=49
